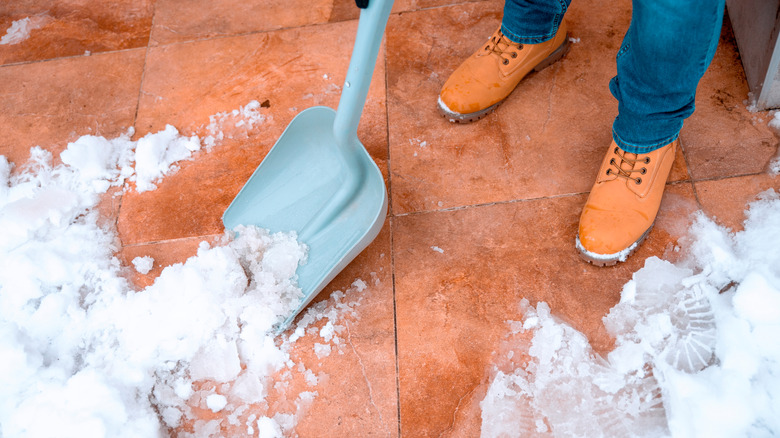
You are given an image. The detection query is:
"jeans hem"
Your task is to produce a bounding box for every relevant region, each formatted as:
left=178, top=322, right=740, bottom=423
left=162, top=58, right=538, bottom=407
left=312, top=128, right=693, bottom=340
left=501, top=21, right=559, bottom=45
left=612, top=129, right=680, bottom=154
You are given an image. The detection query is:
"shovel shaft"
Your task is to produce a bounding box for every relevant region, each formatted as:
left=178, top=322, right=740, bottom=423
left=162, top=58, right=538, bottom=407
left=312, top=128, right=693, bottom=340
left=332, top=0, right=394, bottom=146
left=300, top=0, right=393, bottom=241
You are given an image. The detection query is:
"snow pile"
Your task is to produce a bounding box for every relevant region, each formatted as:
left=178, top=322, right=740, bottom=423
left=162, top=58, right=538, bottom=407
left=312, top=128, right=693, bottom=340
left=56, top=126, right=201, bottom=194
left=481, top=190, right=780, bottom=437
left=0, top=16, right=51, bottom=45
left=0, top=112, right=365, bottom=436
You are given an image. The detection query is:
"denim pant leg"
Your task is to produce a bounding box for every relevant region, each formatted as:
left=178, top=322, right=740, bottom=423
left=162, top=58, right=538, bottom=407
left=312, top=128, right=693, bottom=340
left=610, top=0, right=726, bottom=153
left=502, top=0, right=572, bottom=44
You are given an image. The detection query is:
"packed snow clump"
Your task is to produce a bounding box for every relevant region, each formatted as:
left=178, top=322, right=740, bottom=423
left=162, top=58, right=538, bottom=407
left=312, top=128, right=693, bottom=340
left=481, top=190, right=780, bottom=437
left=0, top=105, right=367, bottom=437
left=132, top=256, right=155, bottom=274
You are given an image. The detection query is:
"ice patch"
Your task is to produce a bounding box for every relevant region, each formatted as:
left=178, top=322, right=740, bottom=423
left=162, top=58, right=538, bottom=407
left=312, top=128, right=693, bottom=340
left=0, top=16, right=51, bottom=45
left=480, top=190, right=780, bottom=437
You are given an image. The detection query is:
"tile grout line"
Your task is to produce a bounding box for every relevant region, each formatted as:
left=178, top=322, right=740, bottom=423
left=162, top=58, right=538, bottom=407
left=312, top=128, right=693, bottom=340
left=678, top=137, right=704, bottom=209
left=388, top=168, right=768, bottom=220
left=0, top=1, right=488, bottom=71
left=117, top=0, right=159, bottom=249
left=381, top=22, right=403, bottom=437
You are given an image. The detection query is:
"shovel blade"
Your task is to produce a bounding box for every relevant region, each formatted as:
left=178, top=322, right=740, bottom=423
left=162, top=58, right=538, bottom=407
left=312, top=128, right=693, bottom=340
left=223, top=106, right=387, bottom=329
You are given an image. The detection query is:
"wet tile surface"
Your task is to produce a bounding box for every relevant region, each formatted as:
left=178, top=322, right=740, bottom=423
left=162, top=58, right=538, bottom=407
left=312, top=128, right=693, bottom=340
left=0, top=0, right=153, bottom=65
left=0, top=49, right=145, bottom=167
left=696, top=173, right=780, bottom=232
left=2, top=0, right=778, bottom=436
left=681, top=17, right=778, bottom=181
left=383, top=0, right=693, bottom=215
left=393, top=182, right=698, bottom=436
left=120, top=20, right=388, bottom=245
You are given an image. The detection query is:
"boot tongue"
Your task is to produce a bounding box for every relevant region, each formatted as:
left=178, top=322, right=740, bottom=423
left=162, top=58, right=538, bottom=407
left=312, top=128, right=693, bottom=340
left=619, top=152, right=638, bottom=173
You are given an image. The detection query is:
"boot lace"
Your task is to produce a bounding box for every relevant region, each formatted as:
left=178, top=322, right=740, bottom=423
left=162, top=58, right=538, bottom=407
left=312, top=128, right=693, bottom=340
left=484, top=31, right=523, bottom=65
left=605, top=146, right=650, bottom=185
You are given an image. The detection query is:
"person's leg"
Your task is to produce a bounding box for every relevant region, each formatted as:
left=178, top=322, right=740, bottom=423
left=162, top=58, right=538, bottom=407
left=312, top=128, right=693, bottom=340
left=438, top=0, right=572, bottom=122
left=610, top=0, right=726, bottom=153
left=577, top=0, right=726, bottom=266
left=502, top=0, right=571, bottom=44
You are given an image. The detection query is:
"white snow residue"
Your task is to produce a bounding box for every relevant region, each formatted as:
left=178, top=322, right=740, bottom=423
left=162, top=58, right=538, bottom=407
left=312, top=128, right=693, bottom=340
left=568, top=37, right=581, bottom=43
left=431, top=246, right=444, bottom=254
left=133, top=125, right=200, bottom=192
left=480, top=190, right=780, bottom=437
left=201, top=100, right=268, bottom=150
left=0, top=16, right=51, bottom=45
left=768, top=113, right=780, bottom=175
left=132, top=256, right=154, bottom=274
left=0, top=116, right=367, bottom=437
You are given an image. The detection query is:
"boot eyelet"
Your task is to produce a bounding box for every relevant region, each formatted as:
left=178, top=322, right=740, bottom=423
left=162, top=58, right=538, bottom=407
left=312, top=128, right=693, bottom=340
left=485, top=45, right=490, bottom=50
left=502, top=59, right=510, bottom=65
left=518, top=44, right=524, bottom=50
left=511, top=52, right=518, bottom=58
left=606, top=169, right=612, bottom=175
left=644, top=157, right=650, bottom=164
left=613, top=147, right=619, bottom=154
left=635, top=177, right=642, bottom=185
left=640, top=168, right=647, bottom=174
left=609, top=158, right=615, bottom=165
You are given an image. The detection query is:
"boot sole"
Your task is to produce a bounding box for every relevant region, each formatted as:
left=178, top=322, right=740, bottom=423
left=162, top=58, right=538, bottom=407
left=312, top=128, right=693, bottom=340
left=575, top=225, right=653, bottom=267
left=438, top=35, right=572, bottom=124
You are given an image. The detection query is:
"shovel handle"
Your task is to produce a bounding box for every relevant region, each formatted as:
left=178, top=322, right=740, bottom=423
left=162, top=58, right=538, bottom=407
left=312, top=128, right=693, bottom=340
left=332, top=0, right=394, bottom=146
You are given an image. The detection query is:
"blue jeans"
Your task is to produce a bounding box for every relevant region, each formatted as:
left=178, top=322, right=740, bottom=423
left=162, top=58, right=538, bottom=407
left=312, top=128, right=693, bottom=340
left=502, top=0, right=726, bottom=153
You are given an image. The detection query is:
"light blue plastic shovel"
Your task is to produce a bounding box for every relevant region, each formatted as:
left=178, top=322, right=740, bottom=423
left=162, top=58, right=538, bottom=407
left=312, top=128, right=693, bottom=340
left=223, top=0, right=392, bottom=330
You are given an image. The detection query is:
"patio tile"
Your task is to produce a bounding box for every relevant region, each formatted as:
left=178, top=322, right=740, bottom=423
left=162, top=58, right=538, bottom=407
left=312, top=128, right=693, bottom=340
left=149, top=0, right=488, bottom=47
left=150, top=0, right=355, bottom=46
left=680, top=16, right=778, bottom=181
left=120, top=20, right=388, bottom=245
left=286, top=223, right=397, bottom=436
left=393, top=182, right=698, bottom=436
left=696, top=172, right=780, bottom=232
left=0, top=0, right=153, bottom=65
left=384, top=0, right=690, bottom=215
left=0, top=49, right=145, bottom=167
left=117, top=234, right=222, bottom=289
left=169, top=223, right=397, bottom=437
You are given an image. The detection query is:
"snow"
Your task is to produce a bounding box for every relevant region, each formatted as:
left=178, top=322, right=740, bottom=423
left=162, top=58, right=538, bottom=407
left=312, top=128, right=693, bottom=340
left=0, top=103, right=370, bottom=437
left=206, top=394, right=227, bottom=413
left=480, top=190, right=780, bottom=437
left=0, top=16, right=51, bottom=45
left=133, top=125, right=201, bottom=192
left=132, top=256, right=154, bottom=274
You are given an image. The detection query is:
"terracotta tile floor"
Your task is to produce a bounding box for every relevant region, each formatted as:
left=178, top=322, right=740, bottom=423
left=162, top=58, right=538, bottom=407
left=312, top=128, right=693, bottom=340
left=2, top=0, right=779, bottom=436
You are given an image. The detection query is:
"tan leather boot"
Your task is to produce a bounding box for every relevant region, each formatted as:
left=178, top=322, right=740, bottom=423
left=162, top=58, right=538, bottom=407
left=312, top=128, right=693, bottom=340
left=438, top=23, right=570, bottom=123
left=576, top=140, right=678, bottom=266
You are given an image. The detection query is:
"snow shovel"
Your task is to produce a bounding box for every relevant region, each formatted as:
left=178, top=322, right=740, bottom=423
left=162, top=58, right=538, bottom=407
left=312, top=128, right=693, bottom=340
left=223, top=0, right=392, bottom=331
